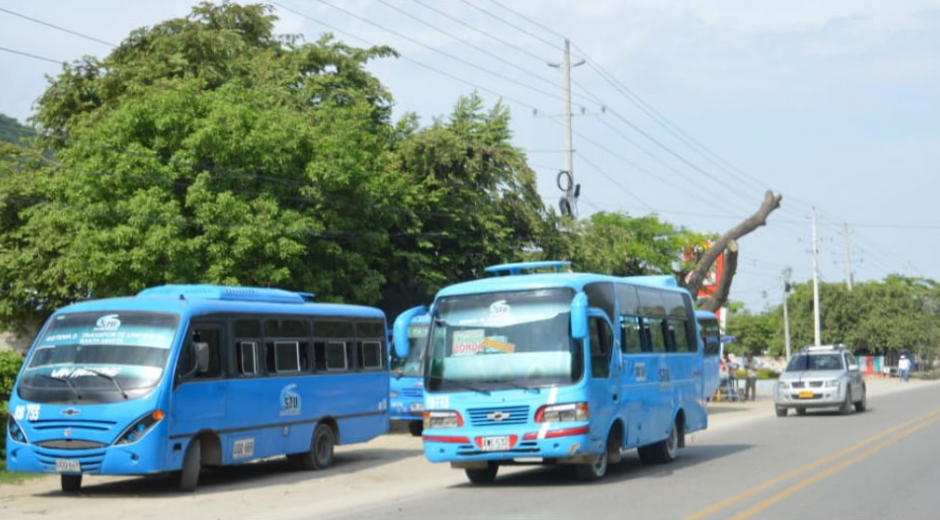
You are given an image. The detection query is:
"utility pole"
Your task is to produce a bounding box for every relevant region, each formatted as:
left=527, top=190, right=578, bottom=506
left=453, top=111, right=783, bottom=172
left=782, top=267, right=792, bottom=360
left=549, top=39, right=584, bottom=218
left=811, top=208, right=821, bottom=346
left=843, top=223, right=853, bottom=290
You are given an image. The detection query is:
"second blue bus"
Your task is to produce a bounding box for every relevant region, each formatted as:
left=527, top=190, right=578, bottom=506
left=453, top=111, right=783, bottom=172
left=394, top=261, right=709, bottom=483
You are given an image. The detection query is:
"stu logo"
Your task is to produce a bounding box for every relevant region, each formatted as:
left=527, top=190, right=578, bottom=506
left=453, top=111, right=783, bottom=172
left=280, top=384, right=301, bottom=416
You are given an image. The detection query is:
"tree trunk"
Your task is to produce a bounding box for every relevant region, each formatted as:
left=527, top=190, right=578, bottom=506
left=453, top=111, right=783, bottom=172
left=685, top=190, right=783, bottom=311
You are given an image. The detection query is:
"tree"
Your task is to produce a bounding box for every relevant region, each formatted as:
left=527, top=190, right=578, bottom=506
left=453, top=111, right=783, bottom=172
left=0, top=2, right=411, bottom=331
left=381, top=94, right=553, bottom=314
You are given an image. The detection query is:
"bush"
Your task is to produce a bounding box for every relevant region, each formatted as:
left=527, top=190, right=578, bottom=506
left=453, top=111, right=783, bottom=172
left=1, top=351, right=25, bottom=462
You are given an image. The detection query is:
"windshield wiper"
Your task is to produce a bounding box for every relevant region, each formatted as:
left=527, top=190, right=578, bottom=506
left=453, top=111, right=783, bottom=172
left=481, top=379, right=541, bottom=394
left=37, top=373, right=83, bottom=401
left=436, top=377, right=490, bottom=395
left=84, top=368, right=129, bottom=399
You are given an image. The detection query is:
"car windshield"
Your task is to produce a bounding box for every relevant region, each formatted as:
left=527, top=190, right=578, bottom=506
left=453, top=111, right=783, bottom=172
left=786, top=353, right=843, bottom=372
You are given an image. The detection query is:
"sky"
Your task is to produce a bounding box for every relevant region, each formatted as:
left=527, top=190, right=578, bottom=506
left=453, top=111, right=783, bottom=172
left=2, top=0, right=939, bottom=314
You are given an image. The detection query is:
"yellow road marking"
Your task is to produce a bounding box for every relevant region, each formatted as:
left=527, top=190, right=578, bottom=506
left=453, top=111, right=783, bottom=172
left=684, top=407, right=940, bottom=520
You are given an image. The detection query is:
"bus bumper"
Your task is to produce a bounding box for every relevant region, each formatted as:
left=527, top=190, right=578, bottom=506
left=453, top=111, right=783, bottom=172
left=422, top=425, right=592, bottom=464
left=6, top=443, right=166, bottom=476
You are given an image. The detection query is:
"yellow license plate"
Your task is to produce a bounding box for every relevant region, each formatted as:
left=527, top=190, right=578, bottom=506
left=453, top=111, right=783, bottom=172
left=798, top=390, right=814, bottom=399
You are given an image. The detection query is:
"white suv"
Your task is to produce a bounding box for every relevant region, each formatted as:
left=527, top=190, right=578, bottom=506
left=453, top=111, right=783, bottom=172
left=774, top=344, right=867, bottom=417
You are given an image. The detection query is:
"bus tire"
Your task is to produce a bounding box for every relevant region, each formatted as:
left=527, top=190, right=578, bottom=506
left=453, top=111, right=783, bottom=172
left=465, top=463, right=498, bottom=484
left=60, top=474, right=82, bottom=493
left=407, top=421, right=424, bottom=437
left=292, top=423, right=337, bottom=470
left=638, top=422, right=678, bottom=465
left=575, top=432, right=613, bottom=481
left=178, top=438, right=201, bottom=492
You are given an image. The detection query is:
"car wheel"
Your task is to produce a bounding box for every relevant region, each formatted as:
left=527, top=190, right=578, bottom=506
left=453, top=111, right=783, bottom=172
left=465, top=463, right=498, bottom=484
left=775, top=406, right=788, bottom=417
left=839, top=388, right=853, bottom=415
left=854, top=386, right=867, bottom=413
left=795, top=407, right=807, bottom=416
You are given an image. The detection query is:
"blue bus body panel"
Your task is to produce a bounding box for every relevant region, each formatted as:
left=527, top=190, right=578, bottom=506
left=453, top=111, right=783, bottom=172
left=389, top=376, right=424, bottom=422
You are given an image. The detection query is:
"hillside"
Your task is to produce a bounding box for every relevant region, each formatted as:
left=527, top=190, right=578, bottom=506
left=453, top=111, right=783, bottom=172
left=0, top=114, right=33, bottom=145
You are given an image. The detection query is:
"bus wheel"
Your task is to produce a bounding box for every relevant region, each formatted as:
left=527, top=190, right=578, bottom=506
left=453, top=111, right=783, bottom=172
left=178, top=438, right=201, bottom=492
left=638, top=423, right=678, bottom=465
left=575, top=434, right=612, bottom=481
left=407, top=421, right=424, bottom=437
left=288, top=423, right=336, bottom=470
left=61, top=474, right=82, bottom=493
left=465, top=463, right=498, bottom=484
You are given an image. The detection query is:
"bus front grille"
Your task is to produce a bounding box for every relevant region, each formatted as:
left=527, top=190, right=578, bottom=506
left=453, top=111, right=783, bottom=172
left=467, top=405, right=530, bottom=427
left=36, top=439, right=108, bottom=449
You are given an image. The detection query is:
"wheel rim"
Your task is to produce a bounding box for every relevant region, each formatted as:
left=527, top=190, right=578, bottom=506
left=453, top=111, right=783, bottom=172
left=665, top=427, right=678, bottom=459
left=591, top=448, right=608, bottom=476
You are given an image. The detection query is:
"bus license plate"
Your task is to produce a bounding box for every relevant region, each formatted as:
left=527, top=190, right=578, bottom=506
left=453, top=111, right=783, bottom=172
left=798, top=390, right=814, bottom=399
left=410, top=402, right=424, bottom=412
left=56, top=459, right=81, bottom=473
left=481, top=436, right=510, bottom=451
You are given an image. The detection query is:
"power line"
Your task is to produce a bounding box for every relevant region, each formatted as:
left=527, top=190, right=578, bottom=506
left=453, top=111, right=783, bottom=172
left=0, top=6, right=116, bottom=48
left=0, top=45, right=62, bottom=65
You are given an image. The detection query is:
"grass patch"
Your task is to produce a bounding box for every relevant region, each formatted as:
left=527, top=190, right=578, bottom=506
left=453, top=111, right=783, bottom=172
left=0, top=460, right=43, bottom=485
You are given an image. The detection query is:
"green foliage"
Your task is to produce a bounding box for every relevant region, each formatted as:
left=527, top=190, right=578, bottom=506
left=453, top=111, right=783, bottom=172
left=563, top=211, right=711, bottom=277
left=0, top=114, right=33, bottom=145
left=726, top=277, right=940, bottom=360
left=0, top=351, right=24, bottom=462
left=0, top=350, right=23, bottom=400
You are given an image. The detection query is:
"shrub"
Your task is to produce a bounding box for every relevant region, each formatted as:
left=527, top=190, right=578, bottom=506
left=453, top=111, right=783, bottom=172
left=0, top=351, right=25, bottom=462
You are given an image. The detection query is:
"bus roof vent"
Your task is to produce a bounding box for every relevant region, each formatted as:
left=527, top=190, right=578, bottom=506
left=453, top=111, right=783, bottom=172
left=484, top=260, right=571, bottom=276
left=137, top=284, right=306, bottom=304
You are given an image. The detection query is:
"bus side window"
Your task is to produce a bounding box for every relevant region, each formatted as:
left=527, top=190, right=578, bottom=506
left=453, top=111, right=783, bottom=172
left=621, top=315, right=643, bottom=354
left=589, top=317, right=612, bottom=378
left=646, top=318, right=667, bottom=353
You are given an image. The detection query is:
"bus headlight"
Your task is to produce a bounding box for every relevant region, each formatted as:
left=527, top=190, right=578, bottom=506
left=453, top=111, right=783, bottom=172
left=424, top=410, right=463, bottom=429
left=535, top=402, right=588, bottom=423
left=8, top=417, right=28, bottom=444
left=114, top=410, right=164, bottom=445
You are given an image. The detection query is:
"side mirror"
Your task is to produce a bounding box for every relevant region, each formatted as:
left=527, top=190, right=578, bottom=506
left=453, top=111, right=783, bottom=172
left=570, top=292, right=588, bottom=340
left=194, top=342, right=210, bottom=373
left=848, top=363, right=859, bottom=372
left=393, top=305, right=427, bottom=358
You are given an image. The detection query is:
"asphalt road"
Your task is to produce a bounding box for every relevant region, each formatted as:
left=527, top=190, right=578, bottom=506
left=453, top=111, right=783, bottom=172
left=0, top=376, right=934, bottom=519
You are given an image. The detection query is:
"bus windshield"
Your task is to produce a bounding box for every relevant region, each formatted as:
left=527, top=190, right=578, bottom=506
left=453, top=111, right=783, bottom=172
left=17, top=311, right=179, bottom=404
left=425, top=288, right=580, bottom=392
left=392, top=321, right=429, bottom=378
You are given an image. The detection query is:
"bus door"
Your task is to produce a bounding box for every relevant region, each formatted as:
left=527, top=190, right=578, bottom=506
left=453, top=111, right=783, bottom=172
left=587, top=314, right=618, bottom=447
left=172, top=321, right=226, bottom=432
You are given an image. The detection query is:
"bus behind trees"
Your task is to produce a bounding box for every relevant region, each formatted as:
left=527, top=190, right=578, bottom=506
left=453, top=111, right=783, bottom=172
left=394, top=261, right=709, bottom=484
left=5, top=285, right=392, bottom=492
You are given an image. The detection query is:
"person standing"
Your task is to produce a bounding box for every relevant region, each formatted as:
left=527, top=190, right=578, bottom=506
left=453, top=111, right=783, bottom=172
left=744, top=353, right=759, bottom=401
left=898, top=354, right=912, bottom=382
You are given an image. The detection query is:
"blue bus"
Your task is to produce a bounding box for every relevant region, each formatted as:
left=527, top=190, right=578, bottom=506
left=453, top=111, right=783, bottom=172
left=390, top=311, right=430, bottom=436
left=697, top=310, right=722, bottom=400
left=6, top=284, right=393, bottom=492
left=394, top=261, right=709, bottom=483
